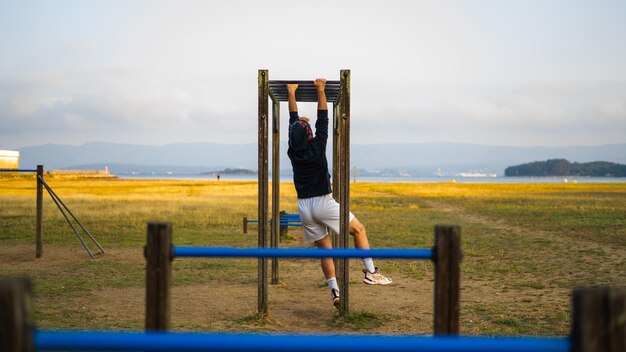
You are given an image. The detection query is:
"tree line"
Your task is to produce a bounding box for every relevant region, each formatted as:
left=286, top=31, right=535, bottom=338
left=505, top=159, right=626, bottom=177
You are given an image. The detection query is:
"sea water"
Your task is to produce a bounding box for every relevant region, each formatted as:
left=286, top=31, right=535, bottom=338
left=119, top=174, right=625, bottom=183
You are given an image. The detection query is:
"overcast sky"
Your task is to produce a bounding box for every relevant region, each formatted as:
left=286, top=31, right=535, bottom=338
left=1, top=0, right=625, bottom=149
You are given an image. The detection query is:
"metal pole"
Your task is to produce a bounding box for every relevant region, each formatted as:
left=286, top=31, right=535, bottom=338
left=0, top=169, right=38, bottom=172
left=338, top=69, right=351, bottom=315
left=33, top=331, right=571, bottom=352
left=35, top=165, right=43, bottom=258
left=38, top=176, right=104, bottom=254
left=38, top=177, right=95, bottom=259
left=257, top=69, right=269, bottom=315
left=271, top=100, right=280, bottom=285
left=173, top=247, right=434, bottom=259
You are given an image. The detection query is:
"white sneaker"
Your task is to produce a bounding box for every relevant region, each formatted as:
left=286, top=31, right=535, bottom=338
left=363, top=268, right=393, bottom=285
left=331, top=289, right=340, bottom=308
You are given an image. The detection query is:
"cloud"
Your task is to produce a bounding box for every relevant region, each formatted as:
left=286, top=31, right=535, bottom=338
left=349, top=81, right=626, bottom=146
left=1, top=1, right=625, bottom=148
left=0, top=69, right=260, bottom=147
left=1, top=69, right=625, bottom=149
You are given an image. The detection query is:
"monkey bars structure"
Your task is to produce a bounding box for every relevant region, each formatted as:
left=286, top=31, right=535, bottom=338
left=257, top=69, right=351, bottom=315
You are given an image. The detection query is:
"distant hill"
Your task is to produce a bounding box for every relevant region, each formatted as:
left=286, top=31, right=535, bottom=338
left=18, top=142, right=256, bottom=170
left=17, top=141, right=626, bottom=176
left=505, top=159, right=626, bottom=177
left=201, top=168, right=255, bottom=175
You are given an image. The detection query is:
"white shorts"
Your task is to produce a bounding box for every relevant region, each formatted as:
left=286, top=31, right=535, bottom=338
left=297, top=193, right=355, bottom=243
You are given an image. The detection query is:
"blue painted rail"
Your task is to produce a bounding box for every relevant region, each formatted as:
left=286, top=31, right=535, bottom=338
left=243, top=213, right=302, bottom=233
left=281, top=214, right=300, bottom=219
left=246, top=220, right=301, bottom=223
left=0, top=169, right=38, bottom=172
left=35, top=330, right=570, bottom=352
left=173, top=247, right=434, bottom=260
left=246, top=219, right=302, bottom=227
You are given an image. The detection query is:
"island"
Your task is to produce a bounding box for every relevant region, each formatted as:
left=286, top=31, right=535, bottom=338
left=201, top=168, right=256, bottom=176
left=505, top=159, right=626, bottom=177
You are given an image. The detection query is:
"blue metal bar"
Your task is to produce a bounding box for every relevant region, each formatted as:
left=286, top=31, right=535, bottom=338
left=174, top=247, right=433, bottom=259
left=246, top=220, right=301, bottom=223
left=0, top=169, right=38, bottom=173
left=35, top=330, right=570, bottom=352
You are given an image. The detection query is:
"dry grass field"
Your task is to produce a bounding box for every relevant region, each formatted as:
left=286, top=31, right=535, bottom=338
left=1, top=175, right=625, bottom=335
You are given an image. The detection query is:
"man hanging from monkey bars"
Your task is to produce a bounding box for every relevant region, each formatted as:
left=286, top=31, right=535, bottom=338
left=287, top=78, right=392, bottom=309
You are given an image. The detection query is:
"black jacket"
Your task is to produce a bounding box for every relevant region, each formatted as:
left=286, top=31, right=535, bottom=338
left=287, top=110, right=332, bottom=198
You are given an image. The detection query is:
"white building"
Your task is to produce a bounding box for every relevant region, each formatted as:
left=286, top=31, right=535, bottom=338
left=0, top=150, right=20, bottom=169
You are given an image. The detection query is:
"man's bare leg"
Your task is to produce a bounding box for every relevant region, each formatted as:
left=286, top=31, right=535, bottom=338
left=348, top=217, right=393, bottom=285
left=315, top=235, right=336, bottom=279
left=349, top=218, right=370, bottom=249
left=315, top=234, right=340, bottom=307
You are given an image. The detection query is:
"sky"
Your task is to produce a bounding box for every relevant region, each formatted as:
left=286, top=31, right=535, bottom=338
left=1, top=0, right=625, bottom=149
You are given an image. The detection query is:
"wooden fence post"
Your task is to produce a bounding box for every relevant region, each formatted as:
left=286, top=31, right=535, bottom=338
left=145, top=222, right=173, bottom=331
left=279, top=210, right=286, bottom=242
left=271, top=100, right=280, bottom=285
left=242, top=217, right=248, bottom=234
left=572, top=287, right=626, bottom=352
left=0, top=278, right=34, bottom=352
left=257, top=69, right=269, bottom=315
left=433, top=225, right=461, bottom=335
left=338, top=69, right=351, bottom=316
left=35, top=165, right=43, bottom=258
left=331, top=102, right=340, bottom=273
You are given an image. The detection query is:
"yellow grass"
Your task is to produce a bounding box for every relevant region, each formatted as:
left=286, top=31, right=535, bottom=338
left=1, top=176, right=625, bottom=335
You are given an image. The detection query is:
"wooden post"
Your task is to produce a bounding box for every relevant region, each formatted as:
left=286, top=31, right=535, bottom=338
left=0, top=278, right=34, bottom=352
left=433, top=225, right=461, bottom=335
left=279, top=210, right=287, bottom=241
left=331, top=102, right=340, bottom=267
left=35, top=165, right=43, bottom=258
left=257, top=69, right=269, bottom=314
left=242, top=217, right=248, bottom=234
left=271, top=99, right=280, bottom=285
left=572, top=287, right=626, bottom=352
left=145, top=222, right=173, bottom=331
left=338, top=69, right=351, bottom=315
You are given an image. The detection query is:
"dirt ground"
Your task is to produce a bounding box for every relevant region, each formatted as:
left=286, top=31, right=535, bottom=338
left=96, top=264, right=435, bottom=333
left=1, top=241, right=440, bottom=334
left=3, top=180, right=625, bottom=338
left=1, top=240, right=571, bottom=335
left=4, top=191, right=623, bottom=335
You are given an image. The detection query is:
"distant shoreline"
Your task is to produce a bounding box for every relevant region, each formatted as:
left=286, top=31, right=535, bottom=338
left=117, top=174, right=626, bottom=183
left=4, top=171, right=623, bottom=183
